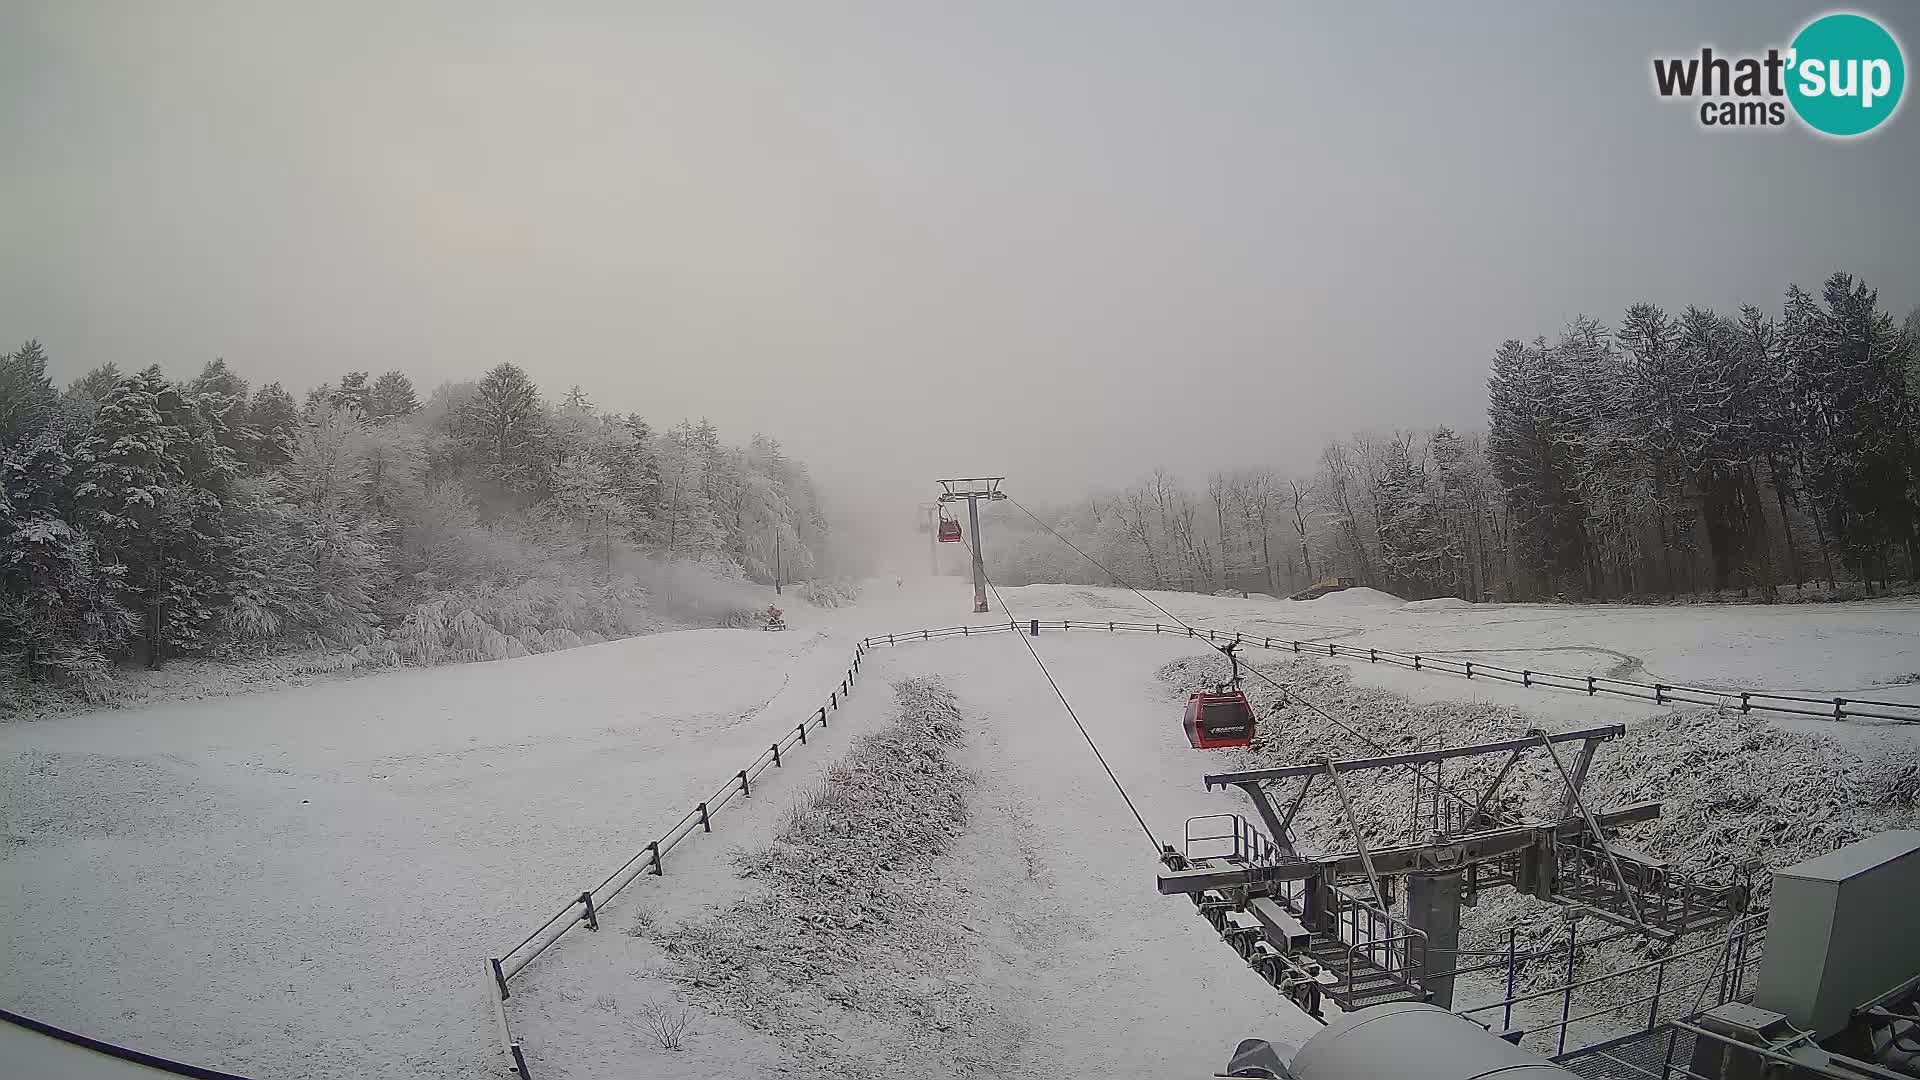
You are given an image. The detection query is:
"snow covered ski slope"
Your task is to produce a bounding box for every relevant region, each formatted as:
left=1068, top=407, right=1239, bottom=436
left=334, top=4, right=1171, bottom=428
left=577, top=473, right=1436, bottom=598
left=2, top=577, right=1916, bottom=1078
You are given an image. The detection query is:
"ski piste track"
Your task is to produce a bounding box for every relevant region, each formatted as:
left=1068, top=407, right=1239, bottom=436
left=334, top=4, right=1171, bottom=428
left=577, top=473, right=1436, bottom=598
left=11, top=613, right=1916, bottom=1080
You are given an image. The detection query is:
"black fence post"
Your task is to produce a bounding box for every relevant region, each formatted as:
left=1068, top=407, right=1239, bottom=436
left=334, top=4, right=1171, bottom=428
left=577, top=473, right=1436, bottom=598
left=1030, top=619, right=1039, bottom=636
left=1522, top=670, right=1531, bottom=687
left=820, top=705, right=829, bottom=728
left=1465, top=662, right=1473, bottom=679
left=698, top=802, right=711, bottom=832
left=647, top=841, right=663, bottom=876
left=797, top=722, right=807, bottom=745
left=1654, top=684, right=1665, bottom=704
left=580, top=891, right=598, bottom=931
left=1834, top=698, right=1845, bottom=721
left=1369, top=648, right=1377, bottom=663
left=1587, top=676, right=1596, bottom=696
left=491, top=956, right=511, bottom=1000
left=830, top=690, right=838, bottom=710
left=1414, top=655, right=1422, bottom=670
left=1739, top=692, right=1750, bottom=713
left=771, top=742, right=782, bottom=767
left=738, top=769, right=750, bottom=798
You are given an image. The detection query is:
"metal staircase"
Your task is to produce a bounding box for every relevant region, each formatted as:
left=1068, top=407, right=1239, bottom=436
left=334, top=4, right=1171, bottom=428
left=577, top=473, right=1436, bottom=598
left=1167, top=815, right=1427, bottom=1017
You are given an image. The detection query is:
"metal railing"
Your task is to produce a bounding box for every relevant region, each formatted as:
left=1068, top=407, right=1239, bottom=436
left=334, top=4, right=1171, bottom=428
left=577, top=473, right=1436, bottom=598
left=860, top=621, right=1920, bottom=724
left=1459, top=912, right=1768, bottom=1059
left=483, top=642, right=869, bottom=1079
left=1179, top=813, right=1429, bottom=1009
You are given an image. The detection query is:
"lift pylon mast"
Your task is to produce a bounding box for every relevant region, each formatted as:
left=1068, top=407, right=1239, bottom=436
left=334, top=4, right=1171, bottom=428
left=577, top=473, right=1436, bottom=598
left=936, top=477, right=1007, bottom=613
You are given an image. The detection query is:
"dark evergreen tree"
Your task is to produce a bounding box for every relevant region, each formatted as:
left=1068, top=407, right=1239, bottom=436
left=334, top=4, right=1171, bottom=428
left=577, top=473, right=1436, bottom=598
left=73, top=367, right=238, bottom=667
left=332, top=371, right=373, bottom=414
left=65, top=362, right=123, bottom=406
left=462, top=363, right=546, bottom=505
left=367, top=370, right=418, bottom=421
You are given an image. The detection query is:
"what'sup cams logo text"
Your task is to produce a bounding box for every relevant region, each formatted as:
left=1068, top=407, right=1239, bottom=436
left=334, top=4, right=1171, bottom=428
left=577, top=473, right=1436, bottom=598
left=1652, top=12, right=1905, bottom=137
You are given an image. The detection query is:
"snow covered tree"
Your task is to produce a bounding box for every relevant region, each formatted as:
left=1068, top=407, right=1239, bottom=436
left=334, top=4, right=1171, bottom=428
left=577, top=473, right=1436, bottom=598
left=72, top=367, right=239, bottom=666
left=1487, top=336, right=1591, bottom=596
left=653, top=423, right=727, bottom=564
left=0, top=342, right=134, bottom=684
left=64, top=359, right=122, bottom=405
left=367, top=370, right=419, bottom=421
left=1371, top=434, right=1453, bottom=597
left=462, top=363, right=546, bottom=506
left=332, top=371, right=373, bottom=415
left=188, top=358, right=249, bottom=402
left=1, top=340, right=56, bottom=437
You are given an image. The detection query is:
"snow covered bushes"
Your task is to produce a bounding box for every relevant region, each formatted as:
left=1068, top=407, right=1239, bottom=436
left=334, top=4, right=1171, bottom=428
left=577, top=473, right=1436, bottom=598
left=795, top=578, right=861, bottom=607
left=648, top=679, right=994, bottom=1075
left=392, top=579, right=653, bottom=665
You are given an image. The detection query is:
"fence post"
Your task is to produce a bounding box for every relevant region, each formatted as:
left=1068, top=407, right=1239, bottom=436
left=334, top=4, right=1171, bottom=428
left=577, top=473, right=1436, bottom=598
left=771, top=743, right=782, bottom=767
left=1559, top=919, right=1577, bottom=1055
left=1414, top=655, right=1422, bottom=670
left=1739, top=692, right=1750, bottom=713
left=1465, top=662, right=1474, bottom=679
left=1503, top=930, right=1517, bottom=1030
left=1588, top=676, right=1596, bottom=696
left=830, top=690, right=838, bottom=710
left=1648, top=958, right=1666, bottom=1031
left=698, top=802, right=711, bottom=832
left=820, top=705, right=829, bottom=728
left=1833, top=698, right=1845, bottom=721
left=797, top=722, right=807, bottom=745
left=738, top=769, right=750, bottom=798
left=579, top=891, right=598, bottom=932
left=647, top=841, right=663, bottom=876
left=1655, top=684, right=1665, bottom=704
left=1292, top=640, right=1300, bottom=653
left=1369, top=648, right=1377, bottom=663
left=1523, top=670, right=1531, bottom=687
left=1328, top=643, right=1336, bottom=657
left=491, top=956, right=511, bottom=1000
left=1031, top=619, right=1039, bottom=636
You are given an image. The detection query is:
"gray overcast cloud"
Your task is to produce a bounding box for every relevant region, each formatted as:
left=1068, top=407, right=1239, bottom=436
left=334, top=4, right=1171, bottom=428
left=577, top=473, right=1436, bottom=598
left=3, top=1, right=1916, bottom=517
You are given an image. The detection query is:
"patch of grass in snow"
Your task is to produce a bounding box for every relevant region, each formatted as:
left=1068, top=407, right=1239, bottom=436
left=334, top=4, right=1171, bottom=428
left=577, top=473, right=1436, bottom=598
left=648, top=677, right=1004, bottom=1079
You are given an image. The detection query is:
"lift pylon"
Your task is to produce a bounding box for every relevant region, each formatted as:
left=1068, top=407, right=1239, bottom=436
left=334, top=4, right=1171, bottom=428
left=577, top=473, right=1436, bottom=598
left=935, top=477, right=1007, bottom=613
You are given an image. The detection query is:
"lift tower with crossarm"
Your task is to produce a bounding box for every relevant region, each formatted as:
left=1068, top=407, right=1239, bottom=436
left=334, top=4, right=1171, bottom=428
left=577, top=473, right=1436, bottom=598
left=936, top=478, right=1007, bottom=613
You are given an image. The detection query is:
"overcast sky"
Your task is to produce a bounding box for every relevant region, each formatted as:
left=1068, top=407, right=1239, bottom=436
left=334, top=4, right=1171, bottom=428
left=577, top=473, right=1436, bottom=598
left=3, top=2, right=1917, bottom=521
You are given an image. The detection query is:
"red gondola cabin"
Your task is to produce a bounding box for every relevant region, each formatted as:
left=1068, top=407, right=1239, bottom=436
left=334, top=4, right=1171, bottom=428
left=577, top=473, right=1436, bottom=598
left=1183, top=639, right=1256, bottom=749
left=1183, top=689, right=1256, bottom=749
left=938, top=519, right=963, bottom=543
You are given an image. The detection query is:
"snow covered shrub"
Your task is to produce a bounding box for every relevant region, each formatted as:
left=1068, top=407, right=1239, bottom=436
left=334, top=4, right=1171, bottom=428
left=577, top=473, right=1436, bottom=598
left=650, top=678, right=986, bottom=1069
left=795, top=578, right=861, bottom=608
left=392, top=578, right=650, bottom=665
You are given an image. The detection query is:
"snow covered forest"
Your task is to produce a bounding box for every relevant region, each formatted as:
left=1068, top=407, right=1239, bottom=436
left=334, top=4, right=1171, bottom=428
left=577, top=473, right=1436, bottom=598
left=0, top=350, right=839, bottom=699
left=989, top=273, right=1920, bottom=603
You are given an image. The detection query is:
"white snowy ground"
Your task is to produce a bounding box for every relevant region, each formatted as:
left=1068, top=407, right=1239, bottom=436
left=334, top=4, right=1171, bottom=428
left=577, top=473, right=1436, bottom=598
left=2, top=578, right=1917, bottom=1079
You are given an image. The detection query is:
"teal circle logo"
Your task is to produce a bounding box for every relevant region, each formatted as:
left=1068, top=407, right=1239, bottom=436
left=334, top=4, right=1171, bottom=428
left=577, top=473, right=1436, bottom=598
left=1787, top=13, right=1905, bottom=136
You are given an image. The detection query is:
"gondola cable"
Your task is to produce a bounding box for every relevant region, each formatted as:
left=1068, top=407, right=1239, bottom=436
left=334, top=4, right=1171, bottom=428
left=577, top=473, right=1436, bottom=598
left=1005, top=496, right=1497, bottom=819
left=954, top=528, right=1163, bottom=856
